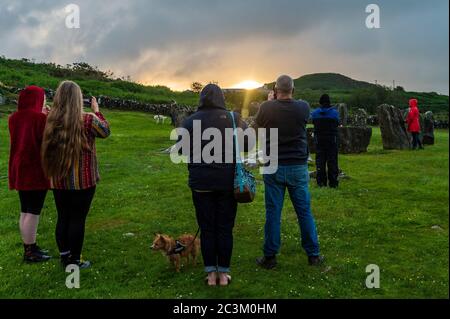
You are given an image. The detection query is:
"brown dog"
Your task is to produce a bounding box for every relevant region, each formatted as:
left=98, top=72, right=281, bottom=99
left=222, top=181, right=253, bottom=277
left=151, top=233, right=200, bottom=272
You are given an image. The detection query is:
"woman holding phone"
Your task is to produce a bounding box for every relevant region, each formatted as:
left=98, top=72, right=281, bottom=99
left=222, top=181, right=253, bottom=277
left=9, top=86, right=51, bottom=263
left=41, top=81, right=110, bottom=269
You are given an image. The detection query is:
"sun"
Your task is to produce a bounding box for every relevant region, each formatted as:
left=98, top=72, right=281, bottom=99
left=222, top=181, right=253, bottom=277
left=232, top=80, right=263, bottom=90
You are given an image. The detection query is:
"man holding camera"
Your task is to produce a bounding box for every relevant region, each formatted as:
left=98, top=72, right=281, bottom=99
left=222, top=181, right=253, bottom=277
left=255, top=75, right=323, bottom=269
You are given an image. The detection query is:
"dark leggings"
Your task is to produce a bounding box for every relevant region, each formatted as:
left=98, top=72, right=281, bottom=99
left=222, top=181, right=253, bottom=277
left=411, top=132, right=423, bottom=149
left=192, top=191, right=237, bottom=271
left=53, top=187, right=96, bottom=260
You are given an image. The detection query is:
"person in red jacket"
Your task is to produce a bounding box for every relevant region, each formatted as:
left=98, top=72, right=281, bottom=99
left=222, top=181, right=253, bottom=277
left=406, top=98, right=424, bottom=150
left=8, top=86, right=51, bottom=263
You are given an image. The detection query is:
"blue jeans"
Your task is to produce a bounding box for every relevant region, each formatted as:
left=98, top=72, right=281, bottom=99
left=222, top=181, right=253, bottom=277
left=263, top=165, right=320, bottom=257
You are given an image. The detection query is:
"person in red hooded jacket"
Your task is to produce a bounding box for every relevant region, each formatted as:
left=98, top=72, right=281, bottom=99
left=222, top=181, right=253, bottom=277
left=8, top=86, right=52, bottom=263
left=406, top=98, right=424, bottom=150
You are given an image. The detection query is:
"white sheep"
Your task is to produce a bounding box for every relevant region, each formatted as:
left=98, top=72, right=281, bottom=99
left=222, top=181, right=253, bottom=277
left=154, top=115, right=168, bottom=124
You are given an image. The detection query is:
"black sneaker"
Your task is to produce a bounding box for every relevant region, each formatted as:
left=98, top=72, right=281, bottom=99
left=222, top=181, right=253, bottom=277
left=71, top=260, right=92, bottom=270
left=308, top=255, right=325, bottom=266
left=24, top=249, right=51, bottom=263
left=62, top=256, right=92, bottom=270
left=256, top=256, right=277, bottom=269
left=35, top=245, right=50, bottom=255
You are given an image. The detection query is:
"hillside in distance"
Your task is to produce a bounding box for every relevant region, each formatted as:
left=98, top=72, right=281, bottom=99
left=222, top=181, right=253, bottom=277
left=265, top=73, right=376, bottom=91
left=0, top=57, right=199, bottom=106
left=266, top=73, right=449, bottom=114
left=0, top=57, right=448, bottom=114
left=295, top=73, right=377, bottom=91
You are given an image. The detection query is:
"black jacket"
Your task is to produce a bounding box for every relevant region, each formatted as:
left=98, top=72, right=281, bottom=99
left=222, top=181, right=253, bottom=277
left=256, top=99, right=310, bottom=165
left=311, top=106, right=340, bottom=142
left=181, top=84, right=249, bottom=191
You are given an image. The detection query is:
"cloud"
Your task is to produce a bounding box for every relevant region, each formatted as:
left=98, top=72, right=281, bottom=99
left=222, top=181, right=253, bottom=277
left=0, top=0, right=448, bottom=93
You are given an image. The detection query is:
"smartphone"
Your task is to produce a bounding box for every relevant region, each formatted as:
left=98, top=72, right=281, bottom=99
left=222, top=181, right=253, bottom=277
left=272, top=84, right=277, bottom=100
left=83, top=97, right=92, bottom=107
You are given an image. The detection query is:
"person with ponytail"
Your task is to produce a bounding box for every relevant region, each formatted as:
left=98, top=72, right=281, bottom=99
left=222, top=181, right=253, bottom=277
left=9, top=86, right=51, bottom=263
left=41, top=81, right=110, bottom=269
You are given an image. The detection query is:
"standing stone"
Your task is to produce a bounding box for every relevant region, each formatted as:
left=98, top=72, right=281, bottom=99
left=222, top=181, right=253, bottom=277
left=307, top=127, right=372, bottom=154
left=244, top=116, right=256, bottom=128
left=0, top=93, right=5, bottom=105
left=377, top=104, right=411, bottom=150
left=307, top=129, right=316, bottom=154
left=354, top=109, right=368, bottom=127
left=339, top=126, right=372, bottom=154
left=402, top=108, right=409, bottom=121
left=368, top=115, right=378, bottom=126
left=423, top=111, right=435, bottom=145
left=338, top=104, right=348, bottom=126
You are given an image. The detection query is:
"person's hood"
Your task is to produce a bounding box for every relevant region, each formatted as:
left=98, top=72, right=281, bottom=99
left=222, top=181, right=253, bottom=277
left=198, top=84, right=226, bottom=110
left=319, top=105, right=336, bottom=115
left=18, top=86, right=45, bottom=112
left=409, top=99, right=419, bottom=110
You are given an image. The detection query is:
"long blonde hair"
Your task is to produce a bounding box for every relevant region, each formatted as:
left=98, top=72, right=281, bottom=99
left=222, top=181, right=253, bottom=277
left=42, top=81, right=88, bottom=179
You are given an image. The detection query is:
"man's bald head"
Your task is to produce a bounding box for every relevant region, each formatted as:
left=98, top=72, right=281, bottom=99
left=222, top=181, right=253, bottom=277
left=276, top=75, right=295, bottom=95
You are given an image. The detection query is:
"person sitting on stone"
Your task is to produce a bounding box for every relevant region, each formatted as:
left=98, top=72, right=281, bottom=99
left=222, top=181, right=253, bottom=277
left=311, top=94, right=340, bottom=188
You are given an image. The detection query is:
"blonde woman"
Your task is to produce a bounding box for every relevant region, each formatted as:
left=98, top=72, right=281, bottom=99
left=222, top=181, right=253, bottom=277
left=42, top=81, right=110, bottom=269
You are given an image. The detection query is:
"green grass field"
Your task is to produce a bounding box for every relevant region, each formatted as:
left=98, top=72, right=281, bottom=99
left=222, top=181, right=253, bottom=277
left=0, top=106, right=448, bottom=299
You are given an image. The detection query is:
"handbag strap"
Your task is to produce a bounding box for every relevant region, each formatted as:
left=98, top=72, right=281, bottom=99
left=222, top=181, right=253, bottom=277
left=230, top=112, right=244, bottom=192
left=230, top=111, right=242, bottom=164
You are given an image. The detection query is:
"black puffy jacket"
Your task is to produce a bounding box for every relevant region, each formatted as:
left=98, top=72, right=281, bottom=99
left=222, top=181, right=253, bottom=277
left=181, top=84, right=249, bottom=191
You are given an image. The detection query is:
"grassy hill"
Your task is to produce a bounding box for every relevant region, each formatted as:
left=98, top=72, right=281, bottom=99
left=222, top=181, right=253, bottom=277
left=266, top=73, right=449, bottom=114
left=292, top=73, right=376, bottom=91
left=0, top=57, right=198, bottom=105
left=1, top=57, right=448, bottom=115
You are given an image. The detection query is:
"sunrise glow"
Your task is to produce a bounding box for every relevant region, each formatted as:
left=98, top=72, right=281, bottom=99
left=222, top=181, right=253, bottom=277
left=232, top=80, right=264, bottom=90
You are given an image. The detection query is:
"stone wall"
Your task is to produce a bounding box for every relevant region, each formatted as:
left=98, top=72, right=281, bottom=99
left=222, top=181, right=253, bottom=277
left=2, top=86, right=448, bottom=129
left=338, top=104, right=349, bottom=126
left=96, top=96, right=195, bottom=126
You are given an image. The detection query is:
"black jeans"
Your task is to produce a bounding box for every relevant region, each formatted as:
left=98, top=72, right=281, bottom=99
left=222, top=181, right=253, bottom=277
left=192, top=191, right=237, bottom=273
left=411, top=132, right=423, bottom=149
left=315, top=137, right=339, bottom=188
left=53, top=187, right=96, bottom=261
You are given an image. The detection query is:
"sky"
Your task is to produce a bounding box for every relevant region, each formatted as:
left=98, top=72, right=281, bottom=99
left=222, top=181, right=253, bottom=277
left=0, top=0, right=448, bottom=93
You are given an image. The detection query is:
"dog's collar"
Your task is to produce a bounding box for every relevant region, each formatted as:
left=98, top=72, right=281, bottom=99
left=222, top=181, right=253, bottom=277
left=167, top=240, right=186, bottom=256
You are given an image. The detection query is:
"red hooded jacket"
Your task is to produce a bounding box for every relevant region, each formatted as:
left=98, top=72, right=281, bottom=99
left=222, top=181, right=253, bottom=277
left=406, top=99, right=421, bottom=133
left=8, top=86, right=50, bottom=191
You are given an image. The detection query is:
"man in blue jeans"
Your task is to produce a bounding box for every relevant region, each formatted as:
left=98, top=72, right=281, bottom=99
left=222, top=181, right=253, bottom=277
left=255, top=75, right=324, bottom=269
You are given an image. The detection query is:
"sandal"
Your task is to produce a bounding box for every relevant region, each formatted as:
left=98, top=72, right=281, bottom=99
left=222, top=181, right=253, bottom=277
left=205, top=273, right=218, bottom=286
left=219, top=274, right=232, bottom=286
